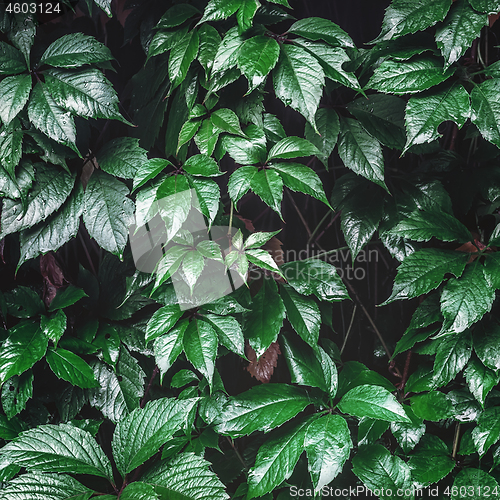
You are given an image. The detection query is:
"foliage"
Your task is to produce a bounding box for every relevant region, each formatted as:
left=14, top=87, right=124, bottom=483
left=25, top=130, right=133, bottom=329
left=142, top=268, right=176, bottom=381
left=1, top=0, right=500, bottom=498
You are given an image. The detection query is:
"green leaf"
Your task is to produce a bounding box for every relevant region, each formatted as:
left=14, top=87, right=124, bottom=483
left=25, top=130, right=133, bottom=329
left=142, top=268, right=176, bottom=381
left=169, top=29, right=199, bottom=89
left=0, top=321, right=47, bottom=385
left=289, top=17, right=354, bottom=47
left=411, top=391, right=453, bottom=421
left=154, top=320, right=189, bottom=380
left=90, top=349, right=145, bottom=424
left=471, top=78, right=500, bottom=148
left=280, top=285, right=321, bottom=346
left=211, top=26, right=243, bottom=74
left=305, top=414, right=352, bottom=492
left=472, top=407, right=500, bottom=456
left=436, top=0, right=487, bottom=69
left=0, top=473, right=93, bottom=500
left=0, top=164, right=75, bottom=239
left=281, top=259, right=349, bottom=302
left=247, top=415, right=318, bottom=499
left=474, top=318, right=500, bottom=370
left=237, top=35, right=279, bottom=92
left=187, top=176, right=220, bottom=225
left=465, top=356, right=499, bottom=406
left=143, top=452, right=229, bottom=500
left=304, top=108, right=340, bottom=165
left=358, top=418, right=391, bottom=446
left=183, top=154, right=222, bottom=177
left=27, top=82, right=78, bottom=152
left=387, top=210, right=471, bottom=243
left=237, top=0, right=260, bottom=34
left=222, top=124, right=267, bottom=165
left=133, top=159, right=172, bottom=192
left=441, top=263, right=495, bottom=334
left=93, top=0, right=112, bottom=16
left=244, top=229, right=282, bottom=249
left=432, top=330, right=472, bottom=387
left=280, top=332, right=337, bottom=396
left=267, top=136, right=320, bottom=161
left=214, top=384, right=312, bottom=437
left=352, top=444, right=412, bottom=498
left=347, top=94, right=406, bottom=150
left=408, top=435, right=455, bottom=487
left=367, top=57, right=453, bottom=95
left=146, top=305, right=183, bottom=343
left=228, top=167, right=256, bottom=202
left=97, top=137, right=148, bottom=180
left=250, top=168, right=283, bottom=217
left=194, top=118, right=220, bottom=156
left=375, top=0, right=452, bottom=41
left=112, top=398, right=199, bottom=476
left=211, top=108, right=245, bottom=136
left=44, top=68, right=127, bottom=123
left=404, top=84, right=470, bottom=153
left=0, top=120, right=23, bottom=178
left=0, top=414, right=25, bottom=440
left=121, top=482, right=158, bottom=500
left=198, top=24, right=221, bottom=75
left=201, top=313, right=245, bottom=358
left=1, top=371, right=33, bottom=419
left=199, top=0, right=240, bottom=23
left=0, top=42, right=26, bottom=75
left=39, top=33, right=113, bottom=68
left=244, top=278, right=285, bottom=358
left=4, top=286, right=44, bottom=318
left=8, top=14, right=36, bottom=68
left=382, top=249, right=469, bottom=304
left=293, top=39, right=361, bottom=90
left=338, top=385, right=410, bottom=423
left=46, top=347, right=98, bottom=389
left=484, top=253, right=500, bottom=289
left=273, top=44, right=324, bottom=132
left=1, top=423, right=113, bottom=479
left=469, top=0, right=500, bottom=13
left=19, top=184, right=84, bottom=267
left=146, top=28, right=188, bottom=61
left=452, top=469, right=499, bottom=500
left=390, top=408, right=425, bottom=453
left=49, top=285, right=87, bottom=311
left=156, top=4, right=200, bottom=29
left=0, top=74, right=31, bottom=125
left=83, top=170, right=134, bottom=258
left=338, top=117, right=386, bottom=190
left=183, top=319, right=218, bottom=388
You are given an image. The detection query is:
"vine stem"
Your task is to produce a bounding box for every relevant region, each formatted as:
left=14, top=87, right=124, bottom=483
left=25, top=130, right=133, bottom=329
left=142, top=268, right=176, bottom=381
left=225, top=436, right=248, bottom=471
left=140, top=366, right=159, bottom=408
left=452, top=422, right=461, bottom=460
left=340, top=304, right=357, bottom=355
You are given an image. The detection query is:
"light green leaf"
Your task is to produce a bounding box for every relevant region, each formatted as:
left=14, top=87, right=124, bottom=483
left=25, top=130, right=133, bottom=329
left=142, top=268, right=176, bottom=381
left=44, top=68, right=127, bottom=123
left=187, top=176, right=220, bottom=225
left=194, top=118, right=220, bottom=156
left=347, top=94, right=406, bottom=150
left=441, top=263, right=495, bottom=334
left=367, top=57, right=453, bottom=95
left=237, top=35, right=279, bottom=91
left=436, top=0, right=487, bottom=69
left=211, top=27, right=243, bottom=74
left=273, top=44, right=324, bottom=132
left=246, top=248, right=281, bottom=274
left=97, top=137, right=148, bottom=180
left=83, top=170, right=134, bottom=258
left=145, top=305, right=183, bottom=343
left=352, top=444, right=412, bottom=499
left=0, top=473, right=93, bottom=500
left=222, top=124, right=267, bottom=165
left=404, top=84, right=470, bottom=153
left=27, top=82, right=78, bottom=152
left=183, top=319, right=218, bottom=388
left=19, top=183, right=84, bottom=267
left=46, top=347, right=98, bottom=389
left=411, top=391, right=453, bottom=421
left=280, top=332, right=337, bottom=396
left=201, top=314, right=245, bottom=358
left=112, top=398, right=199, bottom=476
left=237, top=0, right=260, bottom=34
left=197, top=24, right=220, bottom=75
left=154, top=320, right=189, bottom=380
left=214, top=384, right=312, bottom=437
left=211, top=108, right=245, bottom=136
left=244, top=229, right=282, bottom=249
left=244, top=278, right=285, bottom=358
left=1, top=370, right=34, bottom=419
left=304, top=108, right=340, bottom=164
left=472, top=407, right=500, bottom=456
left=0, top=321, right=47, bottom=385
left=169, top=29, right=199, bottom=89
left=267, top=136, right=320, bottom=161
left=250, top=168, right=283, bottom=216
left=0, top=74, right=31, bottom=125
left=247, top=415, right=318, bottom=499
left=338, top=385, right=410, bottom=423
left=1, top=423, right=113, bottom=479
left=0, top=42, right=26, bottom=75
left=143, top=452, right=228, bottom=500
left=183, top=154, right=222, bottom=177
left=199, top=0, right=240, bottom=24
left=338, top=117, right=386, bottom=190
left=305, top=414, right=352, bottom=492
left=387, top=210, right=471, bottom=243
left=471, top=78, right=500, bottom=148
left=289, top=17, right=354, bottom=47
left=375, top=0, right=452, bottom=41
left=39, top=33, right=113, bottom=68
left=432, top=330, right=472, bottom=387
left=381, top=249, right=469, bottom=304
